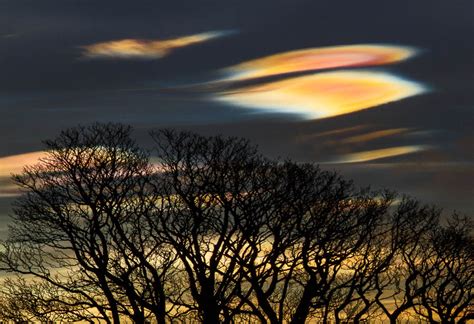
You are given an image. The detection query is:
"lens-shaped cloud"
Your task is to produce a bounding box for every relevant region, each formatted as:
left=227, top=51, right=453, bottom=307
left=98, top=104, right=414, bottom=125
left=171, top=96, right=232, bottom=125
left=215, top=70, right=426, bottom=119
left=222, top=44, right=417, bottom=81
left=81, top=31, right=229, bottom=59
left=0, top=151, right=46, bottom=197
left=337, top=145, right=426, bottom=163
left=339, top=128, right=409, bottom=144
left=0, top=151, right=46, bottom=178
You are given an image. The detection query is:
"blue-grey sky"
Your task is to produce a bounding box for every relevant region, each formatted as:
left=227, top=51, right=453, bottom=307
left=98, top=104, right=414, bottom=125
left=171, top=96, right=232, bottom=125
left=1, top=0, right=473, bottom=234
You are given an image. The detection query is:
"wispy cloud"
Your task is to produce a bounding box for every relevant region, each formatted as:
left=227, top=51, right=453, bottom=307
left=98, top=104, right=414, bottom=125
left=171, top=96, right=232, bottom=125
left=295, top=125, right=369, bottom=143
left=221, top=44, right=417, bottom=81
left=1, top=33, right=19, bottom=39
left=81, top=31, right=231, bottom=60
left=336, top=145, right=427, bottom=163
left=338, top=128, right=409, bottom=144
left=214, top=70, right=426, bottom=119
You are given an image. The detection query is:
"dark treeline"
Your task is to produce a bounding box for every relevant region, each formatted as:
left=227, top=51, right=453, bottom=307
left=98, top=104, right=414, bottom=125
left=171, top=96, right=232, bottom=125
left=0, top=123, right=472, bottom=323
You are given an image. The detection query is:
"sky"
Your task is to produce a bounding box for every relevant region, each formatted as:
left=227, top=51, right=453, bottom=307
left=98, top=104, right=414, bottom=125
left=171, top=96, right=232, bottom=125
left=1, top=0, right=473, bottom=236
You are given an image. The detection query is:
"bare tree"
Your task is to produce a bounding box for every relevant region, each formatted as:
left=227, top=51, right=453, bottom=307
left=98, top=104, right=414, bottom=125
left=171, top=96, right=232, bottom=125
left=0, top=124, right=173, bottom=323
left=231, top=162, right=397, bottom=324
left=365, top=198, right=441, bottom=324
left=0, top=123, right=471, bottom=323
left=0, top=276, right=101, bottom=322
left=150, top=129, right=271, bottom=323
left=413, top=215, right=474, bottom=323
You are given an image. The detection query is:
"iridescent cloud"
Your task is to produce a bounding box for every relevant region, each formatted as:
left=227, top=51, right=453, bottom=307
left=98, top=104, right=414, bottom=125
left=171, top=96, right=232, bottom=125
left=81, top=31, right=229, bottom=59
left=0, top=151, right=46, bottom=197
left=0, top=151, right=46, bottom=178
left=340, top=128, right=409, bottom=144
left=295, top=125, right=369, bottom=143
left=337, top=146, right=426, bottom=163
left=0, top=151, right=170, bottom=197
left=215, top=70, right=426, bottom=119
left=222, top=44, right=417, bottom=81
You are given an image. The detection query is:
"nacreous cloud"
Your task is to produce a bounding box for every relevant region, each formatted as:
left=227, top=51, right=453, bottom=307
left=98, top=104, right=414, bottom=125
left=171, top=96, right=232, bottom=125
left=0, top=151, right=46, bottom=178
left=336, top=146, right=426, bottom=163
left=214, top=70, right=426, bottom=119
left=0, top=151, right=46, bottom=197
left=221, top=44, right=417, bottom=81
left=81, top=31, right=229, bottom=59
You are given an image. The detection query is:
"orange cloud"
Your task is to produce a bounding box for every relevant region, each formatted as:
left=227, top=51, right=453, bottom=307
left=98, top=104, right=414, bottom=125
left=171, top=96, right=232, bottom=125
left=222, top=44, right=417, bottom=81
left=215, top=70, right=426, bottom=119
left=337, top=146, right=426, bottom=163
left=295, top=125, right=369, bottom=143
left=340, top=128, right=409, bottom=144
left=0, top=151, right=46, bottom=197
left=81, top=31, right=228, bottom=59
left=0, top=151, right=46, bottom=178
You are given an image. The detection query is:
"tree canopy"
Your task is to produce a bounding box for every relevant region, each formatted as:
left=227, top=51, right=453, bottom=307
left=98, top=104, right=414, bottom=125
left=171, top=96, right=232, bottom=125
left=0, top=123, right=472, bottom=323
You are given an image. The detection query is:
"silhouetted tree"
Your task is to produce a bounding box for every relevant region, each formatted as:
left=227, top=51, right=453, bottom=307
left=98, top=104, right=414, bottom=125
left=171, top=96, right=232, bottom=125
left=150, top=129, right=272, bottom=323
left=0, top=123, right=472, bottom=323
left=0, top=124, right=174, bottom=323
left=413, top=215, right=474, bottom=323
left=359, top=197, right=441, bottom=323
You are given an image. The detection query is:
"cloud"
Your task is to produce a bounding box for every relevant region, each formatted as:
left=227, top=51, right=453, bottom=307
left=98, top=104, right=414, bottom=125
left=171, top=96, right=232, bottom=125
left=295, top=125, right=369, bottom=143
left=0, top=151, right=46, bottom=197
left=221, top=44, right=418, bottom=81
left=0, top=151, right=46, bottom=178
left=81, top=31, right=230, bottom=59
left=1, top=33, right=19, bottom=39
left=0, top=150, right=171, bottom=197
left=214, top=70, right=426, bottom=119
left=338, top=128, right=409, bottom=144
left=336, top=145, right=427, bottom=163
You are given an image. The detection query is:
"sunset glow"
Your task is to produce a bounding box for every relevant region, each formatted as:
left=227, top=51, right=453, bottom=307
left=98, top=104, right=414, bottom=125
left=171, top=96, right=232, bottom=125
left=215, top=70, right=426, bottom=119
left=222, top=44, right=417, bottom=81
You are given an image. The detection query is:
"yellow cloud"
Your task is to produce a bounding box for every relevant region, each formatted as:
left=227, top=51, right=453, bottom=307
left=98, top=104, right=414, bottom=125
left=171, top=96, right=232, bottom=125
left=215, top=70, right=426, bottom=119
left=0, top=151, right=46, bottom=197
left=81, top=31, right=227, bottom=59
left=0, top=151, right=46, bottom=178
left=222, top=44, right=417, bottom=81
left=338, top=146, right=425, bottom=163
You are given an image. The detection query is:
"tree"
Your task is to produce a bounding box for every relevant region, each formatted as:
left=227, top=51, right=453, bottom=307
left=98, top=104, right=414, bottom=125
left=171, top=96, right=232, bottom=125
left=150, top=129, right=270, bottom=323
left=0, top=123, right=472, bottom=323
left=151, top=130, right=394, bottom=323
left=414, top=215, right=474, bottom=323
left=363, top=197, right=441, bottom=323
left=0, top=124, right=174, bottom=323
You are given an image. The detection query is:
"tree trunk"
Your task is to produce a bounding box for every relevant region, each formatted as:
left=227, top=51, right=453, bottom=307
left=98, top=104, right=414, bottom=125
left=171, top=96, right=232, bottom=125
left=290, top=282, right=315, bottom=324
